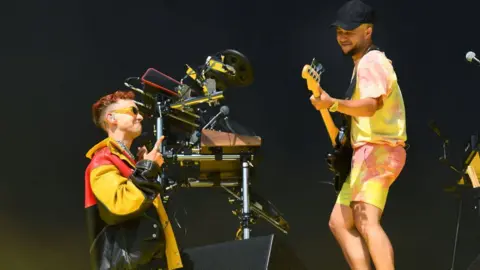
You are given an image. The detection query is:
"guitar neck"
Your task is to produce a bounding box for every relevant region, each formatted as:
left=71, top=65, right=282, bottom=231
left=318, top=108, right=339, bottom=147
left=302, top=62, right=339, bottom=148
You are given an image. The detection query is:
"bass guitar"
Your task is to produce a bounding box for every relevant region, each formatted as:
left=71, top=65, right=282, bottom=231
left=301, top=58, right=353, bottom=193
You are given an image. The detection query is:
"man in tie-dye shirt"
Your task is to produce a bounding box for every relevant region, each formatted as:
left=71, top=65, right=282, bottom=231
left=309, top=1, right=406, bottom=269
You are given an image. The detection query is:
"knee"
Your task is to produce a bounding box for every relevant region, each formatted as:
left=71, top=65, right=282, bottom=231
left=328, top=216, right=339, bottom=232
left=354, top=219, right=380, bottom=240
left=328, top=204, right=356, bottom=235
left=328, top=214, right=353, bottom=234
left=351, top=202, right=384, bottom=240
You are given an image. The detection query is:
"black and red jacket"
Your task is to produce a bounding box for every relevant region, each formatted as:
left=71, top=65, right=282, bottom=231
left=85, top=138, right=183, bottom=270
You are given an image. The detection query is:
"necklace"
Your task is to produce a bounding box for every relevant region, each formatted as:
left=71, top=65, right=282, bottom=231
left=115, top=140, right=136, bottom=161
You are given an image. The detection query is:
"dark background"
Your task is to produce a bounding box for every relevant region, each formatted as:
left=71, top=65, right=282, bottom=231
left=2, top=0, right=480, bottom=269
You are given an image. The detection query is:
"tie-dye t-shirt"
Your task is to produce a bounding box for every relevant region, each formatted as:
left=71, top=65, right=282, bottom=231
left=350, top=50, right=407, bottom=148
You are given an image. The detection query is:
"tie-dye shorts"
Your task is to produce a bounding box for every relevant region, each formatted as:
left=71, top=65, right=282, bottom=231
left=336, top=143, right=406, bottom=211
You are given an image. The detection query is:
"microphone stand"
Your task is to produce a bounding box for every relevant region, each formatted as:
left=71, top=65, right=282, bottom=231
left=450, top=196, right=462, bottom=270
left=429, top=121, right=468, bottom=270
left=155, top=95, right=165, bottom=185
left=151, top=93, right=178, bottom=202
left=440, top=140, right=463, bottom=270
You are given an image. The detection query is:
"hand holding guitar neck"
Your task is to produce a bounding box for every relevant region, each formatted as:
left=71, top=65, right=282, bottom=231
left=302, top=59, right=339, bottom=146
left=302, top=60, right=335, bottom=110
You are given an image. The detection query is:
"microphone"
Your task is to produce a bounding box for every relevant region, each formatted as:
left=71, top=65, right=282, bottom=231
left=466, top=51, right=480, bottom=65
left=203, top=106, right=230, bottom=130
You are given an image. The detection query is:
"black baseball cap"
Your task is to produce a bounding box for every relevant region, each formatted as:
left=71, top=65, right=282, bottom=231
left=330, top=0, right=375, bottom=31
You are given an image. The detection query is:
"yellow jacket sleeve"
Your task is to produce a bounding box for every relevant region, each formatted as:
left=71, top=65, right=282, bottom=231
left=90, top=164, right=152, bottom=225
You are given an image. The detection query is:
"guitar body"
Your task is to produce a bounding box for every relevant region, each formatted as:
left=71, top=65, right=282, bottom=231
left=302, top=59, right=353, bottom=194
left=326, top=126, right=353, bottom=193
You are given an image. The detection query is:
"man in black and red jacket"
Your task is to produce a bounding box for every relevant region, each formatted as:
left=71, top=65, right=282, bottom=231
left=84, top=90, right=183, bottom=270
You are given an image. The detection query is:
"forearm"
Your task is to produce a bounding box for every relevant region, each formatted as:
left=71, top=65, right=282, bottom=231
left=91, top=160, right=163, bottom=224
left=333, top=97, right=378, bottom=117
left=129, top=159, right=163, bottom=200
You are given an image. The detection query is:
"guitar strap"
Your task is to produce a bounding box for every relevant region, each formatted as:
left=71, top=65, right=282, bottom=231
left=340, top=45, right=381, bottom=145
left=344, top=45, right=380, bottom=101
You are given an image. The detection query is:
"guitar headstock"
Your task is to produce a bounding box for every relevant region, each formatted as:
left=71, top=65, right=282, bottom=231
left=302, top=58, right=325, bottom=97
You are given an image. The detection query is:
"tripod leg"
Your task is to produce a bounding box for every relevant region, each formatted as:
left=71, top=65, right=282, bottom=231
left=450, top=198, right=462, bottom=270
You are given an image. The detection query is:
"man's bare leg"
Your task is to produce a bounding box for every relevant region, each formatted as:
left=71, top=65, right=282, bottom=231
left=329, top=203, right=372, bottom=269
left=352, top=202, right=394, bottom=270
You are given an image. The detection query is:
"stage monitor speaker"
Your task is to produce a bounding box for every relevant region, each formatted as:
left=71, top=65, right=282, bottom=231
left=181, top=234, right=307, bottom=270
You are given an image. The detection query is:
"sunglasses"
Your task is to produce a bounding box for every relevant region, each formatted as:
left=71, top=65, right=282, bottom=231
left=110, top=106, right=142, bottom=117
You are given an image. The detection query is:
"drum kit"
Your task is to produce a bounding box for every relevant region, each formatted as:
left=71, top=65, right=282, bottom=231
left=123, top=49, right=289, bottom=240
